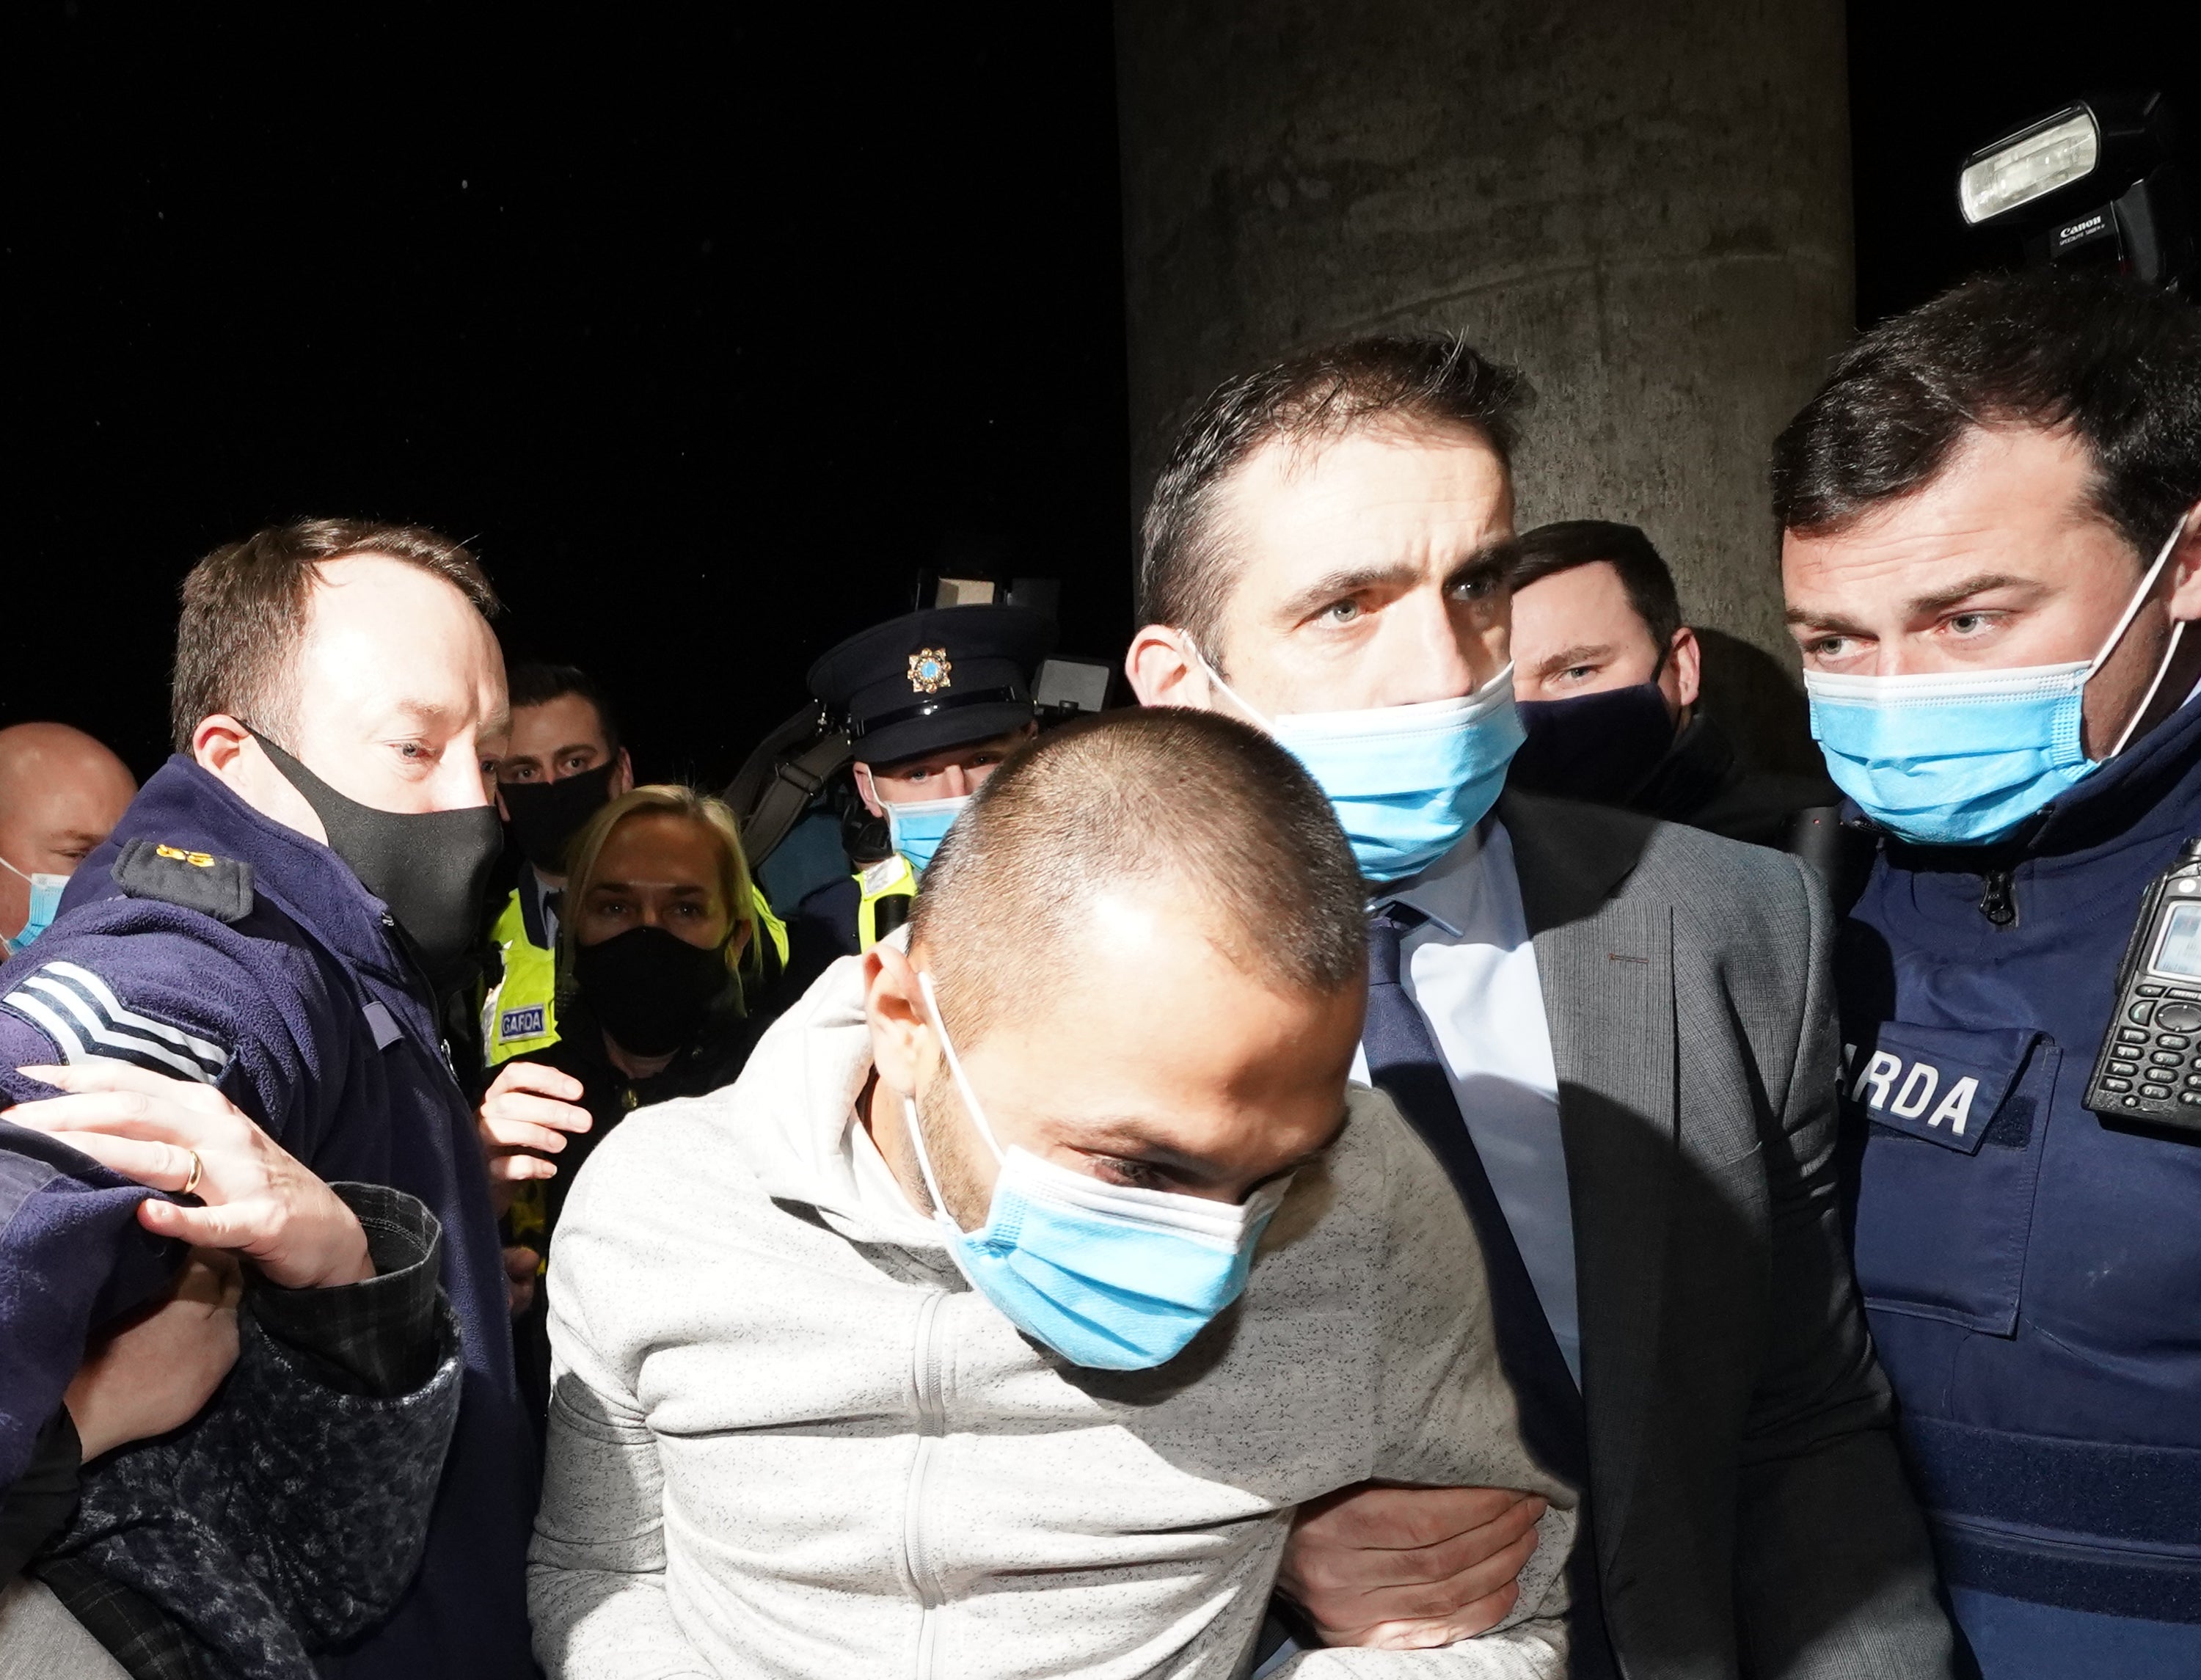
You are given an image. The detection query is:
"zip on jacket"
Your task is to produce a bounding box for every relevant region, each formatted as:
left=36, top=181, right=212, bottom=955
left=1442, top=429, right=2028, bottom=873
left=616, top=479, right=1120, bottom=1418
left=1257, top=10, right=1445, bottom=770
left=904, top=1288, right=949, bottom=1679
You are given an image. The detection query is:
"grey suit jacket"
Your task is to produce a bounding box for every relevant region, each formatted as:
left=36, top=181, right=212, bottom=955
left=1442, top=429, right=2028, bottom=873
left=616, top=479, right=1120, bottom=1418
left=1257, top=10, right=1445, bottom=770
left=1494, top=790, right=1954, bottom=1680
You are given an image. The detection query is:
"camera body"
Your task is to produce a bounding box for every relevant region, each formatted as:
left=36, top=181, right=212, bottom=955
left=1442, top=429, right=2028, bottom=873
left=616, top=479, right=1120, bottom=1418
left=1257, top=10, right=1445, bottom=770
left=1960, top=93, right=2193, bottom=292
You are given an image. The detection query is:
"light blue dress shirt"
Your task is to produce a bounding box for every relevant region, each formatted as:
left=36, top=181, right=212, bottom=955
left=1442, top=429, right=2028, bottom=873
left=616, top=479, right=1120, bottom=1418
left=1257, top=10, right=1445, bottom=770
left=1349, top=818, right=1580, bottom=1384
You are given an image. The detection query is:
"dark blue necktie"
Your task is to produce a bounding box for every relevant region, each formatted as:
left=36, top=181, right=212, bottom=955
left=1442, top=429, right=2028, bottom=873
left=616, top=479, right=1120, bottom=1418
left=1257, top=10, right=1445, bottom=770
left=1362, top=904, right=1616, bottom=1675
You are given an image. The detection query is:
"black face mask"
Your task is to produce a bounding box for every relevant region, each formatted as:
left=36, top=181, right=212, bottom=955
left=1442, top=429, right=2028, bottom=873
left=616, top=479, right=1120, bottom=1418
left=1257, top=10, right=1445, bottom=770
left=1508, top=682, right=1678, bottom=807
left=252, top=734, right=505, bottom=990
left=500, top=763, right=616, bottom=874
left=573, top=925, right=731, bottom=1058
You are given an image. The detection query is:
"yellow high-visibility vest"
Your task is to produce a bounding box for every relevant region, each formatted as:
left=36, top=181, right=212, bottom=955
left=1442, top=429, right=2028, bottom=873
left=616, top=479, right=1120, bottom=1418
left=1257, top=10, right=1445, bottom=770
left=483, top=888, right=559, bottom=1068
left=753, top=883, right=791, bottom=971
left=855, top=854, right=919, bottom=952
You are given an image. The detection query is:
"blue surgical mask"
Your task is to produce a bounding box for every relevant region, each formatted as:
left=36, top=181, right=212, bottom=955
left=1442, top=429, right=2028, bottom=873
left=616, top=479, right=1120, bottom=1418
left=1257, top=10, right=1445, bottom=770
left=1202, top=657, right=1527, bottom=882
left=1806, top=516, right=2190, bottom=847
left=885, top=794, right=970, bottom=874
left=1, top=856, right=67, bottom=954
left=904, top=970, right=1291, bottom=1370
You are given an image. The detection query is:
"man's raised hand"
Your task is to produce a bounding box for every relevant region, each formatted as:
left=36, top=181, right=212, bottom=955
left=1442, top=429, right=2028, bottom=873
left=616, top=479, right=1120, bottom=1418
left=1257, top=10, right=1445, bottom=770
left=9, top=1061, right=373, bottom=1289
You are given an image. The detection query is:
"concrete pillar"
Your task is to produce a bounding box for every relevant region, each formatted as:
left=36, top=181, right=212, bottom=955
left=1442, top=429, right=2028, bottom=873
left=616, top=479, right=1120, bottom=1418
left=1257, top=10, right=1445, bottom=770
left=1115, top=0, right=1853, bottom=768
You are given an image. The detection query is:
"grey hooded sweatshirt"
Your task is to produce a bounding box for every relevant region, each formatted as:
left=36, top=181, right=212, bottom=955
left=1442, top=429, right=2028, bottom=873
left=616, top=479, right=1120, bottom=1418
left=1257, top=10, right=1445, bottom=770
left=528, top=953, right=1576, bottom=1679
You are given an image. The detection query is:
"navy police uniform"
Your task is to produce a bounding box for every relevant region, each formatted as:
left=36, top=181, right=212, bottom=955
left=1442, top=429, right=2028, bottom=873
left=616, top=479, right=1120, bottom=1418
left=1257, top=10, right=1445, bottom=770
left=1839, top=694, right=2201, bottom=1675
left=795, top=604, right=1051, bottom=957
left=0, top=756, right=534, bottom=1679
left=0, top=1122, right=176, bottom=1497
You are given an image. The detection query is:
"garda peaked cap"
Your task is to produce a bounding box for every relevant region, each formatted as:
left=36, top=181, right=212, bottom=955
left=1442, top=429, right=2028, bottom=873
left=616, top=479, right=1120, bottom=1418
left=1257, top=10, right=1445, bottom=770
left=807, top=605, right=1054, bottom=767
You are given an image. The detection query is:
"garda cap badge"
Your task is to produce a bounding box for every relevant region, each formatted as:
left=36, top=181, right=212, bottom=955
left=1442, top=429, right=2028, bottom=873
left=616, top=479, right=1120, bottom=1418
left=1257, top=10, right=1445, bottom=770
left=908, top=647, right=953, bottom=694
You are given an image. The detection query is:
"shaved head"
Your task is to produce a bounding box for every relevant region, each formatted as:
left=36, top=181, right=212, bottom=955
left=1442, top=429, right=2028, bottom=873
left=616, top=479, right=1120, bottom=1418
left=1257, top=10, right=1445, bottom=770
left=0, top=723, right=138, bottom=941
left=908, top=707, right=1366, bottom=1048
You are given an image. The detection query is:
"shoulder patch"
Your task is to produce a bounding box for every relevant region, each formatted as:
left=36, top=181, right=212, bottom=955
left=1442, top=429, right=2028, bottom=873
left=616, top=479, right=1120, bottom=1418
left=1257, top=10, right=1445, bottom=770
left=112, top=838, right=255, bottom=924
left=3, top=961, right=230, bottom=1084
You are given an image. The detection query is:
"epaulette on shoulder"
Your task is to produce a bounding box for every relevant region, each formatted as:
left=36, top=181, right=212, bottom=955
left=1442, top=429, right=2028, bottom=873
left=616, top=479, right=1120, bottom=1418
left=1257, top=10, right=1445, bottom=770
left=112, top=838, right=255, bottom=924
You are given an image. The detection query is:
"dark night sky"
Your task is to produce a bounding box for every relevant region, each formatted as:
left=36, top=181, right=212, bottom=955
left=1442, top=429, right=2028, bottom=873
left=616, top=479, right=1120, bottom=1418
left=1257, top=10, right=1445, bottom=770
left=6, top=4, right=1131, bottom=787
left=7, top=3, right=2197, bottom=786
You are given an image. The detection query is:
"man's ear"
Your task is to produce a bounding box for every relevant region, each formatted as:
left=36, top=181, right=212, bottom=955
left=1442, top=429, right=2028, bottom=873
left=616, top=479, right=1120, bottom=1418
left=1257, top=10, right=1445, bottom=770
left=191, top=716, right=327, bottom=844
left=1667, top=626, right=1703, bottom=713
left=2165, top=503, right=2201, bottom=624
left=1125, top=624, right=1220, bottom=710
left=192, top=713, right=254, bottom=778
left=853, top=762, right=886, bottom=820
left=864, top=940, right=930, bottom=1098
left=610, top=747, right=635, bottom=798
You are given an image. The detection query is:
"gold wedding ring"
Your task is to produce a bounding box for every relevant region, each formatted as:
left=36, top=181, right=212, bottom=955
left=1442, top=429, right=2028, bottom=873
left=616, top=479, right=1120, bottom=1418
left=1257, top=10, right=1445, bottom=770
left=181, top=1148, right=204, bottom=1198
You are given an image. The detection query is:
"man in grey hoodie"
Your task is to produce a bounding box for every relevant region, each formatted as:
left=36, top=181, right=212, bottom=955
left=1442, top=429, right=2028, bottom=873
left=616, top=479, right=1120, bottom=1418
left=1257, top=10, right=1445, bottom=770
left=529, top=708, right=1576, bottom=1679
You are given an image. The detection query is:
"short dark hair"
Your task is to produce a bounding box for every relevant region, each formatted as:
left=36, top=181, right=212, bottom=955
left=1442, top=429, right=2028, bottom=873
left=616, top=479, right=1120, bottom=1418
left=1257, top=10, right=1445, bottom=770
left=1505, top=520, right=1683, bottom=650
left=1140, top=335, right=1534, bottom=656
left=508, top=662, right=622, bottom=756
left=910, top=707, right=1366, bottom=1047
left=1771, top=270, right=2201, bottom=558
left=172, top=519, right=499, bottom=750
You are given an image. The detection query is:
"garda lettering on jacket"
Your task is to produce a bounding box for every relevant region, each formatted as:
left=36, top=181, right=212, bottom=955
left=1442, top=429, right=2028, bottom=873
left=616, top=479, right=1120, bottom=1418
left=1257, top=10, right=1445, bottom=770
left=1838, top=1021, right=2043, bottom=1156
left=499, top=1004, right=547, bottom=1042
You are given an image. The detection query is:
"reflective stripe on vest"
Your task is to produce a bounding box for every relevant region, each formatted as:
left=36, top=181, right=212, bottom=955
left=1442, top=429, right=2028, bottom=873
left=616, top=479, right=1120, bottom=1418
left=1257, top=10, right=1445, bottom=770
left=751, top=882, right=790, bottom=971
left=483, top=888, right=559, bottom=1067
left=855, top=854, right=919, bottom=953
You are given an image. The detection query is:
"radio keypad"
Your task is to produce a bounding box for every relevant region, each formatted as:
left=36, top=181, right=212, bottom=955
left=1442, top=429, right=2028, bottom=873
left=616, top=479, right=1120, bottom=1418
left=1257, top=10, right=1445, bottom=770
left=2095, top=1001, right=2201, bottom=1120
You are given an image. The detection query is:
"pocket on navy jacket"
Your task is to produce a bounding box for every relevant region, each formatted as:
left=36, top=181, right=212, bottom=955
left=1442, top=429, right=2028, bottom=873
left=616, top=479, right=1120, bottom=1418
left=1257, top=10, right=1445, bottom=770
left=1844, top=1021, right=2060, bottom=1336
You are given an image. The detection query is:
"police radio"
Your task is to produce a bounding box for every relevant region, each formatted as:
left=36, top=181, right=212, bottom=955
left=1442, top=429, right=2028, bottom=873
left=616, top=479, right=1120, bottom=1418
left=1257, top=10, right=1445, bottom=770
left=2084, top=836, right=2201, bottom=1133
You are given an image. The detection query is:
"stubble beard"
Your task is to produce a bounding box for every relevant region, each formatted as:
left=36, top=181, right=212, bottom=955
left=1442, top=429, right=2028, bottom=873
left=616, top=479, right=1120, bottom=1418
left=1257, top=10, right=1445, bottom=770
left=914, top=1073, right=995, bottom=1232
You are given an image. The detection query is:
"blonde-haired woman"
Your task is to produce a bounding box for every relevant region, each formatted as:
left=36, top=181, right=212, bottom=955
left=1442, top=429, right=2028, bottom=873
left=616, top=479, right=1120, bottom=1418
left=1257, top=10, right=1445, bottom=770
left=475, top=784, right=773, bottom=1428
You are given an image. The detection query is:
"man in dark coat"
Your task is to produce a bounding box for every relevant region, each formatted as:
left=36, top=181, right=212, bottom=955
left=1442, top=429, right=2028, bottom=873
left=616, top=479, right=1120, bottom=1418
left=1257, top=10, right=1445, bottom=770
left=1775, top=271, right=2201, bottom=1678
left=0, top=519, right=533, bottom=1677
left=1126, top=335, right=1952, bottom=1675
left=1, top=1067, right=461, bottom=1680
left=1501, top=519, right=1837, bottom=851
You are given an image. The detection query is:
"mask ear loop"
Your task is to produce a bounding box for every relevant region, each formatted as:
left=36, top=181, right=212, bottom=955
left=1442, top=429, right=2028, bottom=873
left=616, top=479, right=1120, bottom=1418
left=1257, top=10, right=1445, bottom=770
left=1188, top=642, right=1280, bottom=733
left=899, top=1095, right=959, bottom=1228
left=915, top=969, right=1005, bottom=1164
left=2103, top=511, right=2198, bottom=760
